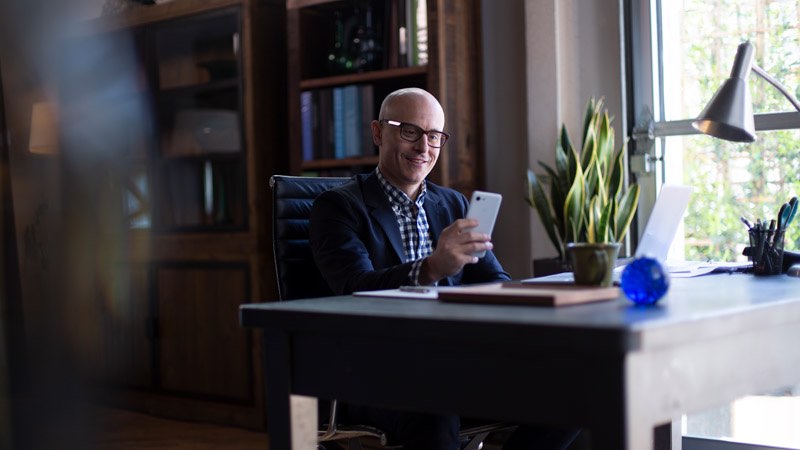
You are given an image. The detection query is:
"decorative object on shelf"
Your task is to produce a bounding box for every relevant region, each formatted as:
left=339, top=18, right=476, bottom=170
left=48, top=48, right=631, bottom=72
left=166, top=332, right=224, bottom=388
left=167, top=108, right=241, bottom=156
left=326, top=3, right=384, bottom=75
left=194, top=34, right=239, bottom=81
left=197, top=60, right=237, bottom=81
left=327, top=10, right=354, bottom=75
left=349, top=4, right=382, bottom=72
left=526, top=97, right=640, bottom=266
left=620, top=256, right=669, bottom=305
left=567, top=242, right=620, bottom=287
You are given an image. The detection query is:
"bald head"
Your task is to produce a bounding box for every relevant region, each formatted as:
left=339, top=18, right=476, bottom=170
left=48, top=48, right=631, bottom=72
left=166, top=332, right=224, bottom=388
left=378, top=88, right=445, bottom=129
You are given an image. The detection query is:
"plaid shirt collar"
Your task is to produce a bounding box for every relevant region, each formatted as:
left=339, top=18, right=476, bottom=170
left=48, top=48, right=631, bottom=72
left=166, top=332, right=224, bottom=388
left=375, top=167, right=427, bottom=210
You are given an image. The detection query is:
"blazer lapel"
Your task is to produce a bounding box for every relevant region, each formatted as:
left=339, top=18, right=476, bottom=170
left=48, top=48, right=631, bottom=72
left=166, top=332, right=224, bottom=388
left=422, top=187, right=447, bottom=246
left=362, top=174, right=405, bottom=261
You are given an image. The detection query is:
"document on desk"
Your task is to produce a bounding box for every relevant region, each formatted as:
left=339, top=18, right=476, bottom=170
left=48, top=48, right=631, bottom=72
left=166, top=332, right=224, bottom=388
left=666, top=260, right=751, bottom=278
left=353, top=287, right=439, bottom=299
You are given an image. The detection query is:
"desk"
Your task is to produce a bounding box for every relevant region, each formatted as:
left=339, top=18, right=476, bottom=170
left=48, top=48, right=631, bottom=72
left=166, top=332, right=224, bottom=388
left=240, top=274, right=800, bottom=449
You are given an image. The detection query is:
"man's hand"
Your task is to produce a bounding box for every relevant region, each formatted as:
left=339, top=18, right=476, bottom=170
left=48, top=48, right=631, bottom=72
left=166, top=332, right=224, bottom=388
left=418, top=218, right=492, bottom=285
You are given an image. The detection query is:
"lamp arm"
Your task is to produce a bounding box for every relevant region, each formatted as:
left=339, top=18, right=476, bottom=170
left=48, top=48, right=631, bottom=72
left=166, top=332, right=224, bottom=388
left=751, top=64, right=800, bottom=112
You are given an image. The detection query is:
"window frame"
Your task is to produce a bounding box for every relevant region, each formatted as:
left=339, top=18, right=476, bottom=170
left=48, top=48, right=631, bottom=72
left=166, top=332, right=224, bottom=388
left=627, top=0, right=800, bottom=449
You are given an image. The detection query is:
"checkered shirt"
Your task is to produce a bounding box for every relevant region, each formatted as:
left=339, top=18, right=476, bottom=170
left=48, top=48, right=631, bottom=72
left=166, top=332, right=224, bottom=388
left=376, top=168, right=433, bottom=285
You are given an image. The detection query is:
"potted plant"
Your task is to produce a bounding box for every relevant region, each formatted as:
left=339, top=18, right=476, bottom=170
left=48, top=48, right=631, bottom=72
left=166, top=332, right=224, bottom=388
left=527, top=97, right=640, bottom=278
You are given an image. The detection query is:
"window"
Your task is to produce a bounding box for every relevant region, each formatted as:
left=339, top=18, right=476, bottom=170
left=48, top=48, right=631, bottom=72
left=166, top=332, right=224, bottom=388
left=630, top=0, right=800, bottom=448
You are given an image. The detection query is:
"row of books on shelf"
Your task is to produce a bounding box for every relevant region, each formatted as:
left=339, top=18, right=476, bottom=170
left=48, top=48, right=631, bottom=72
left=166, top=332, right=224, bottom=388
left=301, top=84, right=377, bottom=161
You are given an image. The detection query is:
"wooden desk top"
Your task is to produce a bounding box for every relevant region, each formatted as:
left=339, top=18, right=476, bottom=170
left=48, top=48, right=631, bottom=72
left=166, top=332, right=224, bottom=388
left=241, top=274, right=800, bottom=354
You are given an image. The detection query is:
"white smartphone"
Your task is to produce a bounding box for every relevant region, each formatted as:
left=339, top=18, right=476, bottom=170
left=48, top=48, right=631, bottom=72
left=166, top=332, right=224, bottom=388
left=466, top=191, right=502, bottom=258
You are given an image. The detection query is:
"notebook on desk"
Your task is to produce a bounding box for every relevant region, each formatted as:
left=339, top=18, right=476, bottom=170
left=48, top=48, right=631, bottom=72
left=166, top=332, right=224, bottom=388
left=525, top=184, right=693, bottom=284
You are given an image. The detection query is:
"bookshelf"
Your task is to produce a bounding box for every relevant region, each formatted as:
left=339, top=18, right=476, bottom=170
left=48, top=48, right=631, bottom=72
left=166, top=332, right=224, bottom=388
left=58, top=0, right=285, bottom=430
left=287, top=0, right=485, bottom=192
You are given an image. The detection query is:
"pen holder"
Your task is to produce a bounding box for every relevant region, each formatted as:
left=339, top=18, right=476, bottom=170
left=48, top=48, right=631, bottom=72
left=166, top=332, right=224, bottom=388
left=748, top=228, right=786, bottom=276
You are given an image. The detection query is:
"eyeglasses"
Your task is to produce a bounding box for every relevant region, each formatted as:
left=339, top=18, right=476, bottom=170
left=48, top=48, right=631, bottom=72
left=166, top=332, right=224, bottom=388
left=380, top=119, right=450, bottom=148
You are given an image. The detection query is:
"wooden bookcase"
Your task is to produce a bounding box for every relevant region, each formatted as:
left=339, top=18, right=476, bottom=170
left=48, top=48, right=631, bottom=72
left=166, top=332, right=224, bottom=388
left=58, top=0, right=286, bottom=430
left=286, top=0, right=485, bottom=193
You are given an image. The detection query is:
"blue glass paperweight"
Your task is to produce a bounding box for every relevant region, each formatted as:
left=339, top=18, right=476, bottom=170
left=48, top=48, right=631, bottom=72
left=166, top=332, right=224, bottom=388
left=620, top=257, right=669, bottom=305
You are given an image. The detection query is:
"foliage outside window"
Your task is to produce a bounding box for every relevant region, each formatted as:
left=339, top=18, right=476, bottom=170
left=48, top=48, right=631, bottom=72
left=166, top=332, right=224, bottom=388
left=663, top=0, right=800, bottom=262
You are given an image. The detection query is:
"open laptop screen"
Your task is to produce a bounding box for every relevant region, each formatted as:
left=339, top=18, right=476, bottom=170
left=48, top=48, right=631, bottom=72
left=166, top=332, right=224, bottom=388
left=634, top=184, right=693, bottom=263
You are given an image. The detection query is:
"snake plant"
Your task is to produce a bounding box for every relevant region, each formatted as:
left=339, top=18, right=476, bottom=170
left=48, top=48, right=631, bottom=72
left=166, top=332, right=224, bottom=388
left=526, top=97, right=640, bottom=261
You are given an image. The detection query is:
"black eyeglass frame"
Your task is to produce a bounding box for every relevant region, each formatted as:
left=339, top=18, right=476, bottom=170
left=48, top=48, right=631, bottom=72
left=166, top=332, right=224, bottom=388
left=379, top=119, right=450, bottom=148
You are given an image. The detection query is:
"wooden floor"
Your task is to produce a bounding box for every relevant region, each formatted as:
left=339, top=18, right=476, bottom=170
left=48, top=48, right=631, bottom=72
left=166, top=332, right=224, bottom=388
left=86, top=408, right=508, bottom=450
left=88, top=408, right=269, bottom=450
left=84, top=408, right=572, bottom=450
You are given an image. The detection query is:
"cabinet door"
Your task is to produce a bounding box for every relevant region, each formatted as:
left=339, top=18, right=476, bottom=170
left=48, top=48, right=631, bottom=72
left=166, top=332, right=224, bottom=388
left=155, top=264, right=252, bottom=401
left=151, top=8, right=247, bottom=231
left=101, top=264, right=153, bottom=387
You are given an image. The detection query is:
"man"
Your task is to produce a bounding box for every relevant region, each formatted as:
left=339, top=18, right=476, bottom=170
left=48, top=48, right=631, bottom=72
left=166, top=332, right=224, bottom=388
left=310, top=88, right=578, bottom=450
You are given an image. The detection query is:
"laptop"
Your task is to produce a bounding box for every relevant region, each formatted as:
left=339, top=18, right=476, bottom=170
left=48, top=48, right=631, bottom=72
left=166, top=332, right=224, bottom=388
left=633, top=184, right=693, bottom=262
left=525, top=184, right=693, bottom=283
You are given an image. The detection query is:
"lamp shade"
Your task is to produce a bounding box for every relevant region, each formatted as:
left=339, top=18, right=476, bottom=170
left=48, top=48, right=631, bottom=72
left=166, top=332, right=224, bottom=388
left=28, top=101, right=59, bottom=154
left=692, top=42, right=757, bottom=142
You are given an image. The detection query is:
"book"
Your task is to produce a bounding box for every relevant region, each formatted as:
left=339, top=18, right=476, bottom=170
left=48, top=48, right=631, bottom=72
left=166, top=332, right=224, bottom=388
left=405, top=0, right=414, bottom=67
left=437, top=282, right=620, bottom=307
left=300, top=91, right=314, bottom=161
left=316, top=88, right=334, bottom=159
left=164, top=162, right=202, bottom=227
left=342, top=85, right=362, bottom=157
left=332, top=87, right=345, bottom=158
left=360, top=84, right=375, bottom=156
left=385, top=0, right=400, bottom=68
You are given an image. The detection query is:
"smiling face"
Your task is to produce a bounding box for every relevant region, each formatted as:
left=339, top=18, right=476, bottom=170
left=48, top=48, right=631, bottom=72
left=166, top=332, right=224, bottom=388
left=372, top=88, right=445, bottom=199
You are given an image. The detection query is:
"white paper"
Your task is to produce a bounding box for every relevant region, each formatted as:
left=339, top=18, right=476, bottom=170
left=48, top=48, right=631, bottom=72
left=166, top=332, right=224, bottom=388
left=665, top=260, right=751, bottom=278
left=353, top=287, right=439, bottom=299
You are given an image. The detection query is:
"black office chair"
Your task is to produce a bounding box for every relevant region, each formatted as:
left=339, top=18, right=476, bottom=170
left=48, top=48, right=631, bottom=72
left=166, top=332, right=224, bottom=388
left=270, top=175, right=510, bottom=450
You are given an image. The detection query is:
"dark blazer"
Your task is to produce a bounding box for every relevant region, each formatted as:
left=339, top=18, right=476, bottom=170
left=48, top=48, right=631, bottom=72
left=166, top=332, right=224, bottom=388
left=310, top=172, right=510, bottom=295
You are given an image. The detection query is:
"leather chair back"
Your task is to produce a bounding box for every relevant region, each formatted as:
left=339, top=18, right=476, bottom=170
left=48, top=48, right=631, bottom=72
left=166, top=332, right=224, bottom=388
left=270, top=175, right=350, bottom=300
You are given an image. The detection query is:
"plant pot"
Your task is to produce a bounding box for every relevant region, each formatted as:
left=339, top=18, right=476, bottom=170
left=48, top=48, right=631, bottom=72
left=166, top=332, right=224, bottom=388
left=532, top=257, right=572, bottom=277
left=566, top=242, right=621, bottom=287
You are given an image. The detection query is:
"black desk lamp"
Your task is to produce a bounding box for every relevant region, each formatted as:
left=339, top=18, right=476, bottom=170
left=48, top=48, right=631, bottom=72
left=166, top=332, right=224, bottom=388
left=692, top=41, right=800, bottom=142
left=692, top=41, right=800, bottom=274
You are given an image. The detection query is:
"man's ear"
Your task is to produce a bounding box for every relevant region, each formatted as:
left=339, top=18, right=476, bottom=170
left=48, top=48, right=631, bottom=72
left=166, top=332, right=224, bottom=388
left=371, top=120, right=382, bottom=146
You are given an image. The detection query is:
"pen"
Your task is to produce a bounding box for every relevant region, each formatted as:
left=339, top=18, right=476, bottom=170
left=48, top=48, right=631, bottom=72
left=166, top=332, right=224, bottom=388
left=740, top=216, right=753, bottom=229
left=400, top=286, right=432, bottom=293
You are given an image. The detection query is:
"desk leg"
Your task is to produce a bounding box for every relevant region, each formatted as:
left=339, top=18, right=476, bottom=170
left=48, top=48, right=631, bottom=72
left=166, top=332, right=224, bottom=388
left=588, top=395, right=677, bottom=448
left=262, top=329, right=318, bottom=450
left=588, top=421, right=626, bottom=449
left=291, top=395, right=319, bottom=450
left=654, top=420, right=681, bottom=450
